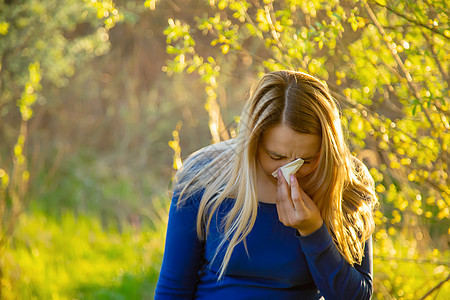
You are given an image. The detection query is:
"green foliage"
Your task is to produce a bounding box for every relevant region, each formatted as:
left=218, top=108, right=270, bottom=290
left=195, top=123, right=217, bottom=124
left=374, top=232, right=450, bottom=299
left=0, top=0, right=122, bottom=102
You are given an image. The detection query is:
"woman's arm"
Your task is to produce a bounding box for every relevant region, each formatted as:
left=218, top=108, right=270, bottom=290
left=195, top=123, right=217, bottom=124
left=275, top=173, right=373, bottom=299
left=298, top=224, right=373, bottom=300
left=155, top=192, right=204, bottom=299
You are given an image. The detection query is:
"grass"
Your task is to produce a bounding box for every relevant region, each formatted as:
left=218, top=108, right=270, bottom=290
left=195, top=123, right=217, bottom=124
left=2, top=203, right=168, bottom=300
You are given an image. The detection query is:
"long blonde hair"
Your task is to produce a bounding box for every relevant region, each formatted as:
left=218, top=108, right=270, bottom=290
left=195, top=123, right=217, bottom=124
left=174, top=70, right=378, bottom=279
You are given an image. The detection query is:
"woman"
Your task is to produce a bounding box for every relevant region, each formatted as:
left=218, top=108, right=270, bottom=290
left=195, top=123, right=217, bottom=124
left=155, top=70, right=378, bottom=299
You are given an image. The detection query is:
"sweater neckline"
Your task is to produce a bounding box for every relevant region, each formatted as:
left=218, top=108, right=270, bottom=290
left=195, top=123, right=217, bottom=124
left=258, top=201, right=277, bottom=206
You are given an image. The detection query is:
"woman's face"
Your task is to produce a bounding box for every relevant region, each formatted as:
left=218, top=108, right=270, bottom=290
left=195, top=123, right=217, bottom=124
left=257, top=123, right=321, bottom=184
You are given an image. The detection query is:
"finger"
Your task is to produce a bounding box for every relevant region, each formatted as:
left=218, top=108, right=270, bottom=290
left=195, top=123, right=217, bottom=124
left=290, top=174, right=306, bottom=211
left=276, top=169, right=290, bottom=203
left=276, top=169, right=291, bottom=218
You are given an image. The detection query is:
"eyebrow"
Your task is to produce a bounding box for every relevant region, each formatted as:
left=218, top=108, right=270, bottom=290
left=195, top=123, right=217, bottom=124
left=266, top=150, right=318, bottom=160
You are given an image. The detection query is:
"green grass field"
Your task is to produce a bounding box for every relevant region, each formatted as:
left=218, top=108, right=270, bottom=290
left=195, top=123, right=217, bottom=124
left=2, top=206, right=167, bottom=300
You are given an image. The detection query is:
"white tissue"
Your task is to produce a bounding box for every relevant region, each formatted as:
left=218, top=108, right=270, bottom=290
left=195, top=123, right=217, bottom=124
left=272, top=158, right=304, bottom=185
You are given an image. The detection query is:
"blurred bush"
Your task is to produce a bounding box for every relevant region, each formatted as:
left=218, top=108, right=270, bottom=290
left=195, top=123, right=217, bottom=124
left=0, top=0, right=123, bottom=295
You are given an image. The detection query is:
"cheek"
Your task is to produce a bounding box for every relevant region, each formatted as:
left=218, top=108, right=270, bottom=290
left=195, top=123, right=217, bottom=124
left=257, top=153, right=282, bottom=176
left=297, top=164, right=314, bottom=177
left=297, top=159, right=319, bottom=177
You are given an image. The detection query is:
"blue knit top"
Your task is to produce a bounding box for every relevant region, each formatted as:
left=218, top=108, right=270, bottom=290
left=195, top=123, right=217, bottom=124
left=155, top=189, right=373, bottom=300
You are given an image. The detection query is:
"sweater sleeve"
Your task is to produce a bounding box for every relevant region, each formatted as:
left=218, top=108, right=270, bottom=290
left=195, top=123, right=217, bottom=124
left=154, top=192, right=204, bottom=299
left=298, top=223, right=373, bottom=300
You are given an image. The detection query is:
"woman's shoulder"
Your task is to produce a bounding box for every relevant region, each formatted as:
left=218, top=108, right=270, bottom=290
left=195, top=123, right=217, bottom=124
left=173, top=139, right=236, bottom=196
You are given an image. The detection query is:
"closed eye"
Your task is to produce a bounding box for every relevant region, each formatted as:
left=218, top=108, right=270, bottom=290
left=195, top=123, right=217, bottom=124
left=269, top=155, right=283, bottom=161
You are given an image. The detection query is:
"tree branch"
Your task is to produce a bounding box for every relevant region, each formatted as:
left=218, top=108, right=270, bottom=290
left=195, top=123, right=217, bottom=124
left=364, top=2, right=440, bottom=136
left=370, top=0, right=450, bottom=40
left=374, top=255, right=450, bottom=267
left=418, top=19, right=450, bottom=86
left=419, top=273, right=450, bottom=300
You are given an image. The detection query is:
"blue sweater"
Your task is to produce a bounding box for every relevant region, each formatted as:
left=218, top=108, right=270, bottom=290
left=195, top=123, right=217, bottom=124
left=155, top=191, right=373, bottom=299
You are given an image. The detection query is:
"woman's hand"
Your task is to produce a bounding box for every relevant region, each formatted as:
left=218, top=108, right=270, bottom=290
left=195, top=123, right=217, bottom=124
left=275, top=170, right=323, bottom=236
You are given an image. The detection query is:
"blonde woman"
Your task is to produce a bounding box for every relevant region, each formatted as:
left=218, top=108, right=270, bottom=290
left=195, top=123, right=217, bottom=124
left=155, top=70, right=378, bottom=299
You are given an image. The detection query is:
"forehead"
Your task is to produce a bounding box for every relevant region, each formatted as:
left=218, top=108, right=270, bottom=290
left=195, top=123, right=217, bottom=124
left=260, top=124, right=321, bottom=157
